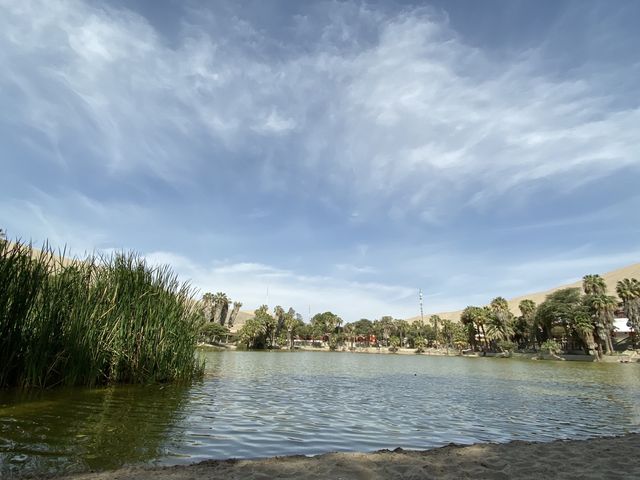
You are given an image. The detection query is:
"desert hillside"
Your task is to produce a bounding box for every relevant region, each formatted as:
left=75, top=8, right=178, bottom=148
left=405, top=262, right=640, bottom=323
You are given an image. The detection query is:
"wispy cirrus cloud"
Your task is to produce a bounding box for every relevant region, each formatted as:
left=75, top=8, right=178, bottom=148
left=1, top=0, right=639, bottom=319
left=2, top=0, right=638, bottom=220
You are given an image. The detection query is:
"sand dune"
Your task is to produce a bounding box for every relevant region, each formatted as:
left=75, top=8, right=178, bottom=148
left=406, top=262, right=640, bottom=323
left=232, top=263, right=640, bottom=329
left=61, top=434, right=640, bottom=480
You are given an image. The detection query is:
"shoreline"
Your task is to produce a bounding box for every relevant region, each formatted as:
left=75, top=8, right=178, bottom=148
left=221, top=344, right=640, bottom=363
left=59, top=434, right=640, bottom=480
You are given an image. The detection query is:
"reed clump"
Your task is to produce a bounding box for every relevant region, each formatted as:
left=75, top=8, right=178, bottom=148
left=0, top=240, right=204, bottom=388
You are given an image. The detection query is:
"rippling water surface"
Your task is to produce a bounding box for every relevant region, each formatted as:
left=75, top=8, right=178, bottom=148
left=1, top=351, right=639, bottom=477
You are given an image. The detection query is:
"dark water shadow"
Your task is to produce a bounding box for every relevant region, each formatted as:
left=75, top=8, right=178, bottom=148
left=0, top=383, right=192, bottom=478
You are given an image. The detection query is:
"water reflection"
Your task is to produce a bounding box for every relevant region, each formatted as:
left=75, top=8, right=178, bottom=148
left=1, top=352, right=639, bottom=478
left=0, top=384, right=191, bottom=478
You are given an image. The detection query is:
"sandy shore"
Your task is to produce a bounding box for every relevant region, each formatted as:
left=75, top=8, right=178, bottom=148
left=60, top=434, right=639, bottom=480
left=296, top=345, right=459, bottom=356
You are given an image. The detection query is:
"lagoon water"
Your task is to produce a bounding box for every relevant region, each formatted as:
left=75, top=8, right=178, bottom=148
left=1, top=351, right=639, bottom=477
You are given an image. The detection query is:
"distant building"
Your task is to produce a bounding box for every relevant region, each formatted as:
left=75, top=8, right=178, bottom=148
left=613, top=317, right=634, bottom=345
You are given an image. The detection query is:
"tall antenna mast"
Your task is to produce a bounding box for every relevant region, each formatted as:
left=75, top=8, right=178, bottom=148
left=419, top=289, right=424, bottom=323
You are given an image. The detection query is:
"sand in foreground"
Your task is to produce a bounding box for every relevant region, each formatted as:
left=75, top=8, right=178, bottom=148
left=63, top=434, right=639, bottom=480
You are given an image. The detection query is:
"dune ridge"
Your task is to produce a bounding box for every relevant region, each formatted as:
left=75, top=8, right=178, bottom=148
left=406, top=262, right=640, bottom=323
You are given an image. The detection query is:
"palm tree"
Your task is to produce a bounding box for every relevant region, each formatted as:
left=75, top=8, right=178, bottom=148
left=283, top=308, right=301, bottom=349
left=440, top=319, right=454, bottom=353
left=582, top=274, right=607, bottom=296
left=249, top=305, right=276, bottom=347
left=379, top=316, right=394, bottom=346
left=394, top=319, right=409, bottom=348
left=488, top=297, right=514, bottom=343
left=567, top=309, right=601, bottom=360
left=589, top=294, right=617, bottom=354
left=409, top=319, right=423, bottom=345
left=220, top=297, right=230, bottom=326
left=517, top=299, right=537, bottom=348
left=228, top=301, right=242, bottom=327
left=353, top=319, right=373, bottom=346
left=274, top=305, right=286, bottom=337
left=212, top=292, right=229, bottom=325
left=490, top=296, right=509, bottom=312
left=519, top=299, right=536, bottom=318
left=201, top=292, right=215, bottom=322
left=429, top=315, right=441, bottom=345
left=616, top=278, right=640, bottom=348
left=343, top=323, right=356, bottom=349
left=237, top=316, right=267, bottom=349
left=461, top=306, right=489, bottom=350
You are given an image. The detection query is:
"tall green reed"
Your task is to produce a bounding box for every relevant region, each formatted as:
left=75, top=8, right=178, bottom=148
left=0, top=240, right=204, bottom=388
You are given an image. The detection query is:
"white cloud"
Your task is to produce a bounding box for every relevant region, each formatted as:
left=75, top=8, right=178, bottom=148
left=334, top=263, right=377, bottom=275
left=2, top=0, right=638, bottom=223
left=253, top=111, right=297, bottom=134
left=144, top=251, right=416, bottom=321
left=1, top=0, right=638, bottom=321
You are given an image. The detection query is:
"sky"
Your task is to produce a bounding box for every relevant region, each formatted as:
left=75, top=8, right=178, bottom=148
left=1, top=0, right=639, bottom=321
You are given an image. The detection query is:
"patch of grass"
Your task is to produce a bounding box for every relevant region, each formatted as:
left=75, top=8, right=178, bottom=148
left=0, top=241, right=204, bottom=388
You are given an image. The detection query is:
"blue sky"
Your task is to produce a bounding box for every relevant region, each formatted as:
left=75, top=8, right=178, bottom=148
left=1, top=0, right=639, bottom=321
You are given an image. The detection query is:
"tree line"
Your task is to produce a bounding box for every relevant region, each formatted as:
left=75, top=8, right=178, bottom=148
left=459, top=274, right=639, bottom=359
left=214, top=273, right=639, bottom=360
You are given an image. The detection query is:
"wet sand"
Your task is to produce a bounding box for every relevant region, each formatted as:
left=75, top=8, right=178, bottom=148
left=61, top=434, right=639, bottom=480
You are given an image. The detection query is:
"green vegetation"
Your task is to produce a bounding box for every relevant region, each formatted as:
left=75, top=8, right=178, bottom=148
left=200, top=292, right=242, bottom=326
left=199, top=322, right=230, bottom=344
left=234, top=272, right=636, bottom=360
left=237, top=305, right=304, bottom=349
left=0, top=241, right=204, bottom=389
left=452, top=273, right=639, bottom=360
left=198, top=268, right=638, bottom=363
left=616, top=278, right=640, bottom=348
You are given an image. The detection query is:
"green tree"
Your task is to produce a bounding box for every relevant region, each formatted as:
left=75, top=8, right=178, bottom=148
left=394, top=319, right=409, bottom=348
left=343, top=322, right=356, bottom=349
left=516, top=299, right=537, bottom=348
left=201, top=292, right=215, bottom=322
left=388, top=336, right=400, bottom=352
left=535, top=288, right=583, bottom=341
left=352, top=319, right=373, bottom=346
left=212, top=292, right=229, bottom=325
left=274, top=305, right=286, bottom=336
left=228, top=301, right=242, bottom=327
left=311, top=311, right=343, bottom=345
left=487, top=297, right=514, bottom=343
left=461, top=306, right=489, bottom=350
left=582, top=274, right=607, bottom=296
left=237, top=316, right=267, bottom=349
left=428, top=315, right=441, bottom=344
left=587, top=294, right=617, bottom=354
left=256, top=305, right=277, bottom=347
left=519, top=299, right=536, bottom=318
left=440, top=319, right=455, bottom=353
left=617, top=278, right=640, bottom=348
left=378, top=316, right=395, bottom=346
left=567, top=306, right=600, bottom=359
left=411, top=318, right=425, bottom=340
left=283, top=308, right=303, bottom=349
left=199, top=322, right=229, bottom=344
